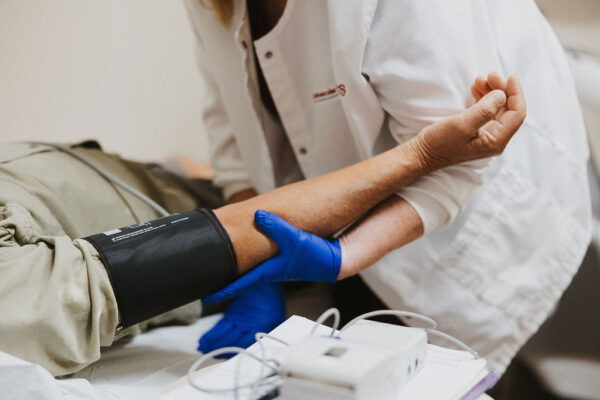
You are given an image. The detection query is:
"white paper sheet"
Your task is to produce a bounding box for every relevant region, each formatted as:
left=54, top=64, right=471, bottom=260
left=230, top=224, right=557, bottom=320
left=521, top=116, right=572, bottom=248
left=398, top=345, right=488, bottom=400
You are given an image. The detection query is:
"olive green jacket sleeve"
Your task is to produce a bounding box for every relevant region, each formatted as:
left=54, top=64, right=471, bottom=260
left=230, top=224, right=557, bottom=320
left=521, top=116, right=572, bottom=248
left=0, top=197, right=119, bottom=377
left=0, top=143, right=209, bottom=376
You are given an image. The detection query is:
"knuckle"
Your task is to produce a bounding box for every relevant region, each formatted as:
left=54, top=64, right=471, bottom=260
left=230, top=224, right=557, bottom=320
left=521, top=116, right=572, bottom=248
left=479, top=103, right=497, bottom=120
left=480, top=134, right=506, bottom=156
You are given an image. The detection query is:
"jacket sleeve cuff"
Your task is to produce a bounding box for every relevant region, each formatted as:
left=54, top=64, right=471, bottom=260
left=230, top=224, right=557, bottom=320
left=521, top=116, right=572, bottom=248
left=396, top=188, right=451, bottom=235
left=82, top=209, right=238, bottom=327
left=397, top=160, right=489, bottom=234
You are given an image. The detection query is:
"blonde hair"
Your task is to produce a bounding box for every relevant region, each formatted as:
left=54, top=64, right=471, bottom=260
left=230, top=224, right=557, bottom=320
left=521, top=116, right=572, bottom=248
left=201, top=0, right=234, bottom=27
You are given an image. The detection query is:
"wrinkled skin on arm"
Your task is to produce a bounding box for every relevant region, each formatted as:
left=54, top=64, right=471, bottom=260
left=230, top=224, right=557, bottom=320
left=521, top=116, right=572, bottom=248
left=217, top=75, right=526, bottom=273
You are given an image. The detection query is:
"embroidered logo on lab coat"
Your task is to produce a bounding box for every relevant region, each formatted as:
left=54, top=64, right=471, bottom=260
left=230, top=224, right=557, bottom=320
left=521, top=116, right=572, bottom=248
left=313, top=84, right=346, bottom=103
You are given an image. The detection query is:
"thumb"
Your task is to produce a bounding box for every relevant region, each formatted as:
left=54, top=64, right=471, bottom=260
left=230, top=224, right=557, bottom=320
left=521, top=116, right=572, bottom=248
left=462, top=89, right=506, bottom=132
left=202, top=269, right=264, bottom=304
left=254, top=210, right=300, bottom=251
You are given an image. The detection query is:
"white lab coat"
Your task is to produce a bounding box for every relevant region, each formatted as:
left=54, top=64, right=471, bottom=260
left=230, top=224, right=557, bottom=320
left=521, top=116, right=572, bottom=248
left=185, top=0, right=592, bottom=372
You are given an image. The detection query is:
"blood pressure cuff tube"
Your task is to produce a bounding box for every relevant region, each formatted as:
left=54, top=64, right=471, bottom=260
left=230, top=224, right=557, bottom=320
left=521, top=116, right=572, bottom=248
left=83, top=209, right=238, bottom=328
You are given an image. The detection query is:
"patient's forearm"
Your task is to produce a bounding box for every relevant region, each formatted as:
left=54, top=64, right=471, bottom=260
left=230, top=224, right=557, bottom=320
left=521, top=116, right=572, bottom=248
left=338, top=196, right=423, bottom=279
left=215, top=141, right=428, bottom=273
left=216, top=80, right=525, bottom=273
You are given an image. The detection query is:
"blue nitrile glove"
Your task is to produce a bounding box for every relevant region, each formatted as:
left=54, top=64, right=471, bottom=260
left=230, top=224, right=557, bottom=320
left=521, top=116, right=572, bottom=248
left=203, top=209, right=341, bottom=305
left=198, top=282, right=286, bottom=357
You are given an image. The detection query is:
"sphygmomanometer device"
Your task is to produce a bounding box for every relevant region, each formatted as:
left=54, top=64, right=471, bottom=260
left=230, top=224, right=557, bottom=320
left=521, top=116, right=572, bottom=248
left=276, top=320, right=427, bottom=400
left=187, top=308, right=479, bottom=400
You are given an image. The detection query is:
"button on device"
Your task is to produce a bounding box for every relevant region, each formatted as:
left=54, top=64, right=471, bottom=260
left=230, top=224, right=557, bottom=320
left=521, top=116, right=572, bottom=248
left=265, top=50, right=273, bottom=59
left=299, top=147, right=308, bottom=155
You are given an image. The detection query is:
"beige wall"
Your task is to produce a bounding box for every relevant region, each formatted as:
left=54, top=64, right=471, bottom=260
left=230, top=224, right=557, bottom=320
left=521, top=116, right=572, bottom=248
left=0, top=0, right=209, bottom=162
left=1, top=0, right=597, bottom=165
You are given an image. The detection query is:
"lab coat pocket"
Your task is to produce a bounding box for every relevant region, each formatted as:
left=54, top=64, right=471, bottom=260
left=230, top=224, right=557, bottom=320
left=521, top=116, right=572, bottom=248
left=437, top=167, right=586, bottom=329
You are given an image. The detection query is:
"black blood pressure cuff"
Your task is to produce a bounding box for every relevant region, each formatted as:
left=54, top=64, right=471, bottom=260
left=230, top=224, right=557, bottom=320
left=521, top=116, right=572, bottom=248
left=83, top=209, right=238, bottom=328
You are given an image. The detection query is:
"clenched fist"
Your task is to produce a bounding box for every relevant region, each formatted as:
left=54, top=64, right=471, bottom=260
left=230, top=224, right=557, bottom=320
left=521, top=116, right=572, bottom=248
left=412, top=73, right=526, bottom=172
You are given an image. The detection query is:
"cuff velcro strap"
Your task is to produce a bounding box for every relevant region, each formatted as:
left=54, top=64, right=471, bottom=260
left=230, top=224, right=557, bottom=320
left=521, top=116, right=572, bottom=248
left=84, top=209, right=237, bottom=327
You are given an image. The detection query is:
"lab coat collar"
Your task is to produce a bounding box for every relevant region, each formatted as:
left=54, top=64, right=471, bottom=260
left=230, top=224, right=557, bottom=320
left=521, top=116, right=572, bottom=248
left=233, top=0, right=248, bottom=47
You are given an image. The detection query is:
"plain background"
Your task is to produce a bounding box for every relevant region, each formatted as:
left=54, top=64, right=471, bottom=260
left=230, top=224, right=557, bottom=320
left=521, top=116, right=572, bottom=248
left=0, top=0, right=209, bottom=162
left=0, top=0, right=598, bottom=163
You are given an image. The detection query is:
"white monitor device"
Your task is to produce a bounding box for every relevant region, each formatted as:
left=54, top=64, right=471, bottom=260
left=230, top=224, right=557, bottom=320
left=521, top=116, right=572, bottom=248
left=276, top=320, right=427, bottom=400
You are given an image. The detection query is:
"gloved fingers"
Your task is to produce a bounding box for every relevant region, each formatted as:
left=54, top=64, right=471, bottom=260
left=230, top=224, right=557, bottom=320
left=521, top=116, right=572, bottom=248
left=198, top=317, right=235, bottom=346
left=222, top=306, right=287, bottom=352
left=202, top=263, right=275, bottom=304
left=219, top=309, right=287, bottom=353
left=198, top=318, right=235, bottom=351
left=207, top=328, right=249, bottom=359
left=251, top=282, right=286, bottom=315
left=254, top=209, right=302, bottom=251
left=202, top=284, right=238, bottom=305
left=198, top=320, right=247, bottom=355
left=236, top=330, right=262, bottom=350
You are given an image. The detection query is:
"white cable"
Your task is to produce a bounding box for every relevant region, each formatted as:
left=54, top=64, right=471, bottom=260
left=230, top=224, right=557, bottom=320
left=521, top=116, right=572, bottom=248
left=426, top=329, right=479, bottom=359
left=188, top=309, right=479, bottom=398
left=340, top=310, right=438, bottom=333
left=33, top=142, right=171, bottom=217
left=250, top=333, right=287, bottom=398
left=255, top=332, right=289, bottom=346
left=338, top=309, right=479, bottom=359
left=187, top=347, right=279, bottom=395
left=310, top=308, right=341, bottom=336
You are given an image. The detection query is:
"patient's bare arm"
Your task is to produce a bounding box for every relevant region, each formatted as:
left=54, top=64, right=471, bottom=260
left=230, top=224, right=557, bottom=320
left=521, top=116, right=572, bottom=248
left=338, top=75, right=526, bottom=278
left=216, top=76, right=525, bottom=273
left=216, top=139, right=427, bottom=272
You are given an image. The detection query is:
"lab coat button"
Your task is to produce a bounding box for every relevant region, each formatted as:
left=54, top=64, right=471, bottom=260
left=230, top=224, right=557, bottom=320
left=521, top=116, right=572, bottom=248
left=241, top=40, right=248, bottom=50
left=265, top=51, right=273, bottom=59
left=299, top=147, right=308, bottom=155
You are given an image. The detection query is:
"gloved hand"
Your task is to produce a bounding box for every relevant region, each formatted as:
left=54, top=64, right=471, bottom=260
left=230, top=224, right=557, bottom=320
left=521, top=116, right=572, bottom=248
left=198, top=282, right=286, bottom=357
left=202, top=209, right=341, bottom=305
